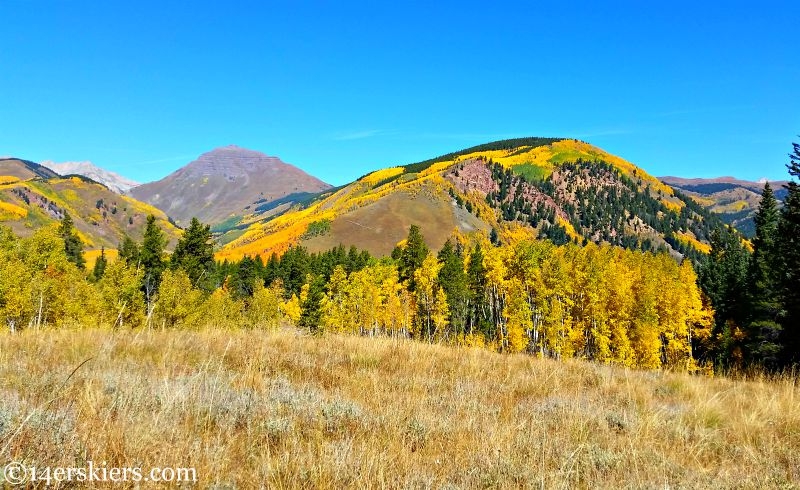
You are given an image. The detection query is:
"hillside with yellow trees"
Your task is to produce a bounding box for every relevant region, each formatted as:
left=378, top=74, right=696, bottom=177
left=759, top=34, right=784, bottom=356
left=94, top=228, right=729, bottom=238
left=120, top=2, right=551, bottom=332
left=0, top=158, right=180, bottom=250
left=216, top=138, right=722, bottom=263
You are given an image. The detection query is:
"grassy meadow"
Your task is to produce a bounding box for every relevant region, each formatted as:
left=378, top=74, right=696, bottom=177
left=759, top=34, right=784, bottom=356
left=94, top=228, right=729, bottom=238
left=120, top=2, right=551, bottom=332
left=1, top=327, right=799, bottom=488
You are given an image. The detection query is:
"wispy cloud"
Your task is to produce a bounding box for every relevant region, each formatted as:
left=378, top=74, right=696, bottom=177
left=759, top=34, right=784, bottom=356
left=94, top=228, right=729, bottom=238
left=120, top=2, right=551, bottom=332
left=330, top=129, right=390, bottom=141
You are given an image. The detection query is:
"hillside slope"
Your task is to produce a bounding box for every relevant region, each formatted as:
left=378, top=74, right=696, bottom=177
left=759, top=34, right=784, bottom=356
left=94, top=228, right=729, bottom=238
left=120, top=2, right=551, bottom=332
left=0, top=158, right=180, bottom=249
left=660, top=176, right=788, bottom=237
left=218, top=138, right=722, bottom=261
left=129, top=145, right=332, bottom=228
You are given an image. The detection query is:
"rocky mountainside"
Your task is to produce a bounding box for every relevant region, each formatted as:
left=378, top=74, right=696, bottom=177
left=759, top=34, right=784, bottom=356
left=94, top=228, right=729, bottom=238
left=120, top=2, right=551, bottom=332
left=129, top=145, right=332, bottom=228
left=41, top=160, right=140, bottom=194
left=660, top=176, right=788, bottom=237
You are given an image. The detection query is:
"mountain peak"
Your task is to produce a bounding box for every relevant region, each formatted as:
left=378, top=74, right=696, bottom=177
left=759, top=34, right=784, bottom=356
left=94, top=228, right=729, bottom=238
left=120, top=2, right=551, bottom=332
left=40, top=160, right=140, bottom=193
left=130, top=146, right=331, bottom=227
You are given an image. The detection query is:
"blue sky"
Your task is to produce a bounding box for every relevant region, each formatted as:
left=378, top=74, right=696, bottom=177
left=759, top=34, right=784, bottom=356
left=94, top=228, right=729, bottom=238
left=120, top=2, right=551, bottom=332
left=1, top=1, right=798, bottom=185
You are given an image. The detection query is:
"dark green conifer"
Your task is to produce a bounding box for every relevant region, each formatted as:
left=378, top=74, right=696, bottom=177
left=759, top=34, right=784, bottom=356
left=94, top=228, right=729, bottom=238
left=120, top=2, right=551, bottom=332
left=170, top=217, right=214, bottom=289
left=92, top=246, right=108, bottom=281
left=59, top=212, right=85, bottom=269
left=746, top=182, right=782, bottom=365
left=777, top=141, right=800, bottom=364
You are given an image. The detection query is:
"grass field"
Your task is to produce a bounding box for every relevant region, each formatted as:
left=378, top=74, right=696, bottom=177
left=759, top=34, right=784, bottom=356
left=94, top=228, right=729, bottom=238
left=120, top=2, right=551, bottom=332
left=1, top=328, right=799, bottom=488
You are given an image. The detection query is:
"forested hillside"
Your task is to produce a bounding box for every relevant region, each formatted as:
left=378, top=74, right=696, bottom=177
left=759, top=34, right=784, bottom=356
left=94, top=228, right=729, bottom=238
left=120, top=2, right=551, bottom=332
left=217, top=139, right=720, bottom=263
left=661, top=176, right=789, bottom=237
left=0, top=158, right=180, bottom=249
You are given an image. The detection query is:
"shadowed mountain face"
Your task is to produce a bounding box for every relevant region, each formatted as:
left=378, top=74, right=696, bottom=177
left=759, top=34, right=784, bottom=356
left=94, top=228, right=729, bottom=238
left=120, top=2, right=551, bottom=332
left=41, top=161, right=140, bottom=194
left=129, top=145, right=332, bottom=227
left=660, top=176, right=788, bottom=237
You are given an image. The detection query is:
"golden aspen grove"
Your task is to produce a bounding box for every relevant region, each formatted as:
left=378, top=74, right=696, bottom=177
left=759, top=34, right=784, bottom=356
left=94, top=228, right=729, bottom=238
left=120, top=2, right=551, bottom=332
left=0, top=218, right=712, bottom=372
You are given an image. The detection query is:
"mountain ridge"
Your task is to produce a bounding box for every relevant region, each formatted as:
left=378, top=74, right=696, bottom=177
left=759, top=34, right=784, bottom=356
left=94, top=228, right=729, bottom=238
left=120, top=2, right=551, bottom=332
left=660, top=175, right=788, bottom=237
left=216, top=138, right=724, bottom=262
left=41, top=160, right=140, bottom=194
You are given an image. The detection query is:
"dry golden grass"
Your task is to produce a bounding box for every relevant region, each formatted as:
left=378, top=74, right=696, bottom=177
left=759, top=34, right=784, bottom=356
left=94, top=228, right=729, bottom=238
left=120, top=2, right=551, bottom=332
left=1, top=328, right=799, bottom=488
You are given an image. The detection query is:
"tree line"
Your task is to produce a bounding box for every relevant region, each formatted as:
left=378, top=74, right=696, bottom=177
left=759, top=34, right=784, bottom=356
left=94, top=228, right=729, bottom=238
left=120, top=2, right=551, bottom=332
left=0, top=214, right=711, bottom=372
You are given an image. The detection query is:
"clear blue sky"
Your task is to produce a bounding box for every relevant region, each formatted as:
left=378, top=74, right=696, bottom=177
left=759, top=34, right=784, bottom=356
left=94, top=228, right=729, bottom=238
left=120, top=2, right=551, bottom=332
left=1, top=1, right=798, bottom=185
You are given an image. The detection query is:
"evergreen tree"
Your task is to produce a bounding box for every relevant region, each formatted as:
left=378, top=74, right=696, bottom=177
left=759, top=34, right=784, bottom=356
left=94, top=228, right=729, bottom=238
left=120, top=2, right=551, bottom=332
left=170, top=217, right=214, bottom=289
left=299, top=279, right=324, bottom=333
left=699, top=226, right=750, bottom=365
left=59, top=212, right=85, bottom=269
left=139, top=214, right=167, bottom=301
left=778, top=141, right=800, bottom=365
left=397, top=224, right=429, bottom=291
left=746, top=182, right=782, bottom=365
left=437, top=239, right=470, bottom=335
left=232, top=255, right=259, bottom=299
left=118, top=234, right=140, bottom=267
left=92, top=246, right=108, bottom=281
left=489, top=227, right=500, bottom=246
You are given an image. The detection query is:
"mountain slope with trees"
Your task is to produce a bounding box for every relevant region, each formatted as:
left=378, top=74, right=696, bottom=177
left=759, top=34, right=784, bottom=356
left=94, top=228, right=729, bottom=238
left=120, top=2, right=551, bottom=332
left=660, top=176, right=788, bottom=237
left=217, top=138, right=722, bottom=262
left=0, top=158, right=180, bottom=250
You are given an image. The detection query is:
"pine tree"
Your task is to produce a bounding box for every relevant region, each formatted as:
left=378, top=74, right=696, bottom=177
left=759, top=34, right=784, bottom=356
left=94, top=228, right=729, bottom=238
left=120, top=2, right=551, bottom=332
left=489, top=227, right=500, bottom=246
left=437, top=239, right=470, bottom=335
left=118, top=234, right=140, bottom=266
left=699, top=226, right=750, bottom=365
left=232, top=256, right=258, bottom=299
left=170, top=217, right=214, bottom=289
left=397, top=224, right=429, bottom=291
left=139, top=214, right=167, bottom=308
left=299, top=279, right=324, bottom=334
left=778, top=141, right=800, bottom=365
left=59, top=212, right=85, bottom=269
left=746, top=182, right=782, bottom=365
left=92, top=246, right=108, bottom=281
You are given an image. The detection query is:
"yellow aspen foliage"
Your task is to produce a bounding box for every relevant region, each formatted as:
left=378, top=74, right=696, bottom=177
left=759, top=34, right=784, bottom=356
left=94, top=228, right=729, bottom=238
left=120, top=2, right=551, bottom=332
left=503, top=278, right=531, bottom=353
left=678, top=259, right=714, bottom=361
left=197, top=288, right=242, bottom=330
left=281, top=292, right=303, bottom=324
left=98, top=260, right=145, bottom=329
left=321, top=265, right=351, bottom=333
left=538, top=247, right=577, bottom=359
left=153, top=269, right=203, bottom=329
left=630, top=257, right=663, bottom=369
left=413, top=253, right=445, bottom=340
left=347, top=268, right=383, bottom=335
left=605, top=250, right=636, bottom=366
left=377, top=264, right=409, bottom=336
left=431, top=287, right=450, bottom=339
left=247, top=280, right=284, bottom=329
